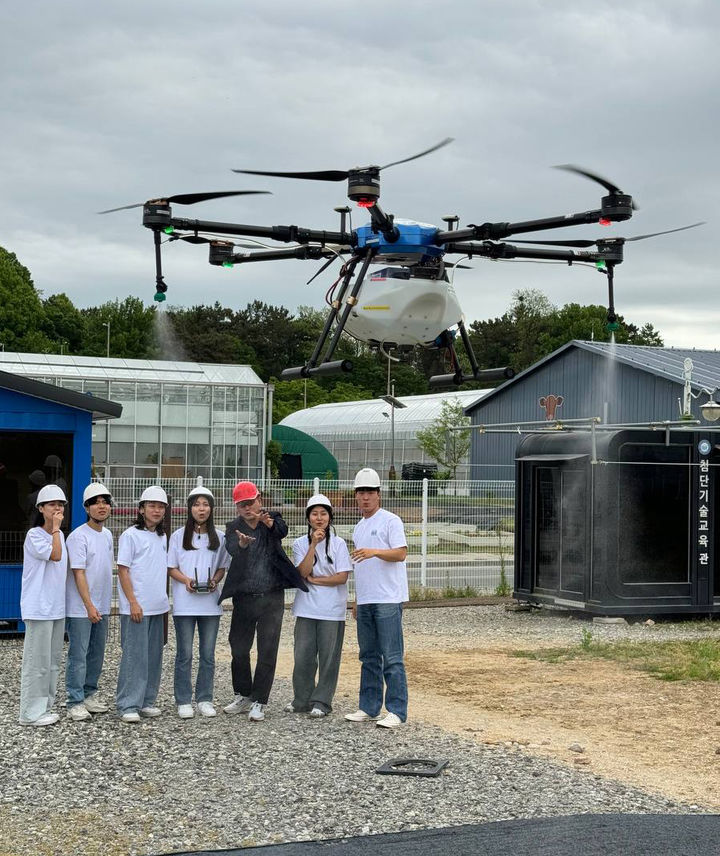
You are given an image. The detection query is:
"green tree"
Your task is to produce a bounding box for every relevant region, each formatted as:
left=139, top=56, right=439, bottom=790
left=81, top=297, right=156, bottom=359
left=0, top=246, right=54, bottom=352
left=165, top=303, right=259, bottom=367
left=42, top=293, right=86, bottom=353
left=416, top=399, right=472, bottom=480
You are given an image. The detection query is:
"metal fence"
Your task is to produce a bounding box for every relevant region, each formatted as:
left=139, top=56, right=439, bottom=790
left=104, top=478, right=515, bottom=596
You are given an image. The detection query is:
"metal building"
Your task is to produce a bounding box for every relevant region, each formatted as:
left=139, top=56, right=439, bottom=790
left=466, top=341, right=720, bottom=480
left=0, top=353, right=270, bottom=481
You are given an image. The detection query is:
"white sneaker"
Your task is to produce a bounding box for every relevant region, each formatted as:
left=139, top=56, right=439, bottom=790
left=344, top=709, right=379, bottom=722
left=377, top=712, right=403, bottom=728
left=248, top=701, right=265, bottom=722
left=139, top=706, right=161, bottom=718
left=83, top=695, right=109, bottom=714
left=197, top=702, right=216, bottom=718
left=32, top=711, right=60, bottom=727
left=223, top=694, right=252, bottom=715
left=68, top=703, right=91, bottom=722
left=121, top=711, right=141, bottom=723
left=177, top=704, right=194, bottom=719
left=309, top=706, right=327, bottom=718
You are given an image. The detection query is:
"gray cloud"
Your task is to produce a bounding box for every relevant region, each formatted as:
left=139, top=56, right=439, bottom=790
left=1, top=0, right=718, bottom=347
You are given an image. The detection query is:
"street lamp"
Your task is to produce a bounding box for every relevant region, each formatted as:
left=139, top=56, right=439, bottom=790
left=380, top=382, right=406, bottom=480
left=102, top=322, right=110, bottom=358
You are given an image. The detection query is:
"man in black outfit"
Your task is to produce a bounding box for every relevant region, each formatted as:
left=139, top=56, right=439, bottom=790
left=221, top=481, right=288, bottom=722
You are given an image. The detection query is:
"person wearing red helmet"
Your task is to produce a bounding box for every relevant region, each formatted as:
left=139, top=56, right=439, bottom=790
left=220, top=481, right=289, bottom=722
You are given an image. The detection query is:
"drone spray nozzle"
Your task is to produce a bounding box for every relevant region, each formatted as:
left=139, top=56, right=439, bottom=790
left=154, top=278, right=168, bottom=303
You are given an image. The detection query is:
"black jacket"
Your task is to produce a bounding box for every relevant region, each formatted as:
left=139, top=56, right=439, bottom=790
left=221, top=511, right=308, bottom=601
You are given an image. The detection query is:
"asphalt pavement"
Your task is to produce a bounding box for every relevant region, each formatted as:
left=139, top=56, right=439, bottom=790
left=164, top=814, right=720, bottom=856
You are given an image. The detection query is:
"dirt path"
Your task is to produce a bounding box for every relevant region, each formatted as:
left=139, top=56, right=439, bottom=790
left=271, top=627, right=720, bottom=810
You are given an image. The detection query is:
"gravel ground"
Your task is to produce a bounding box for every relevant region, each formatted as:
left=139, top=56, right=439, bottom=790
left=0, top=605, right=714, bottom=856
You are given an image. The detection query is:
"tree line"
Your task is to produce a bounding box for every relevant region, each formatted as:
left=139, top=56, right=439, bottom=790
left=1, top=245, right=663, bottom=422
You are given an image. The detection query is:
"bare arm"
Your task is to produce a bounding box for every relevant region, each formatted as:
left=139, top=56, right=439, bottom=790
left=308, top=571, right=349, bottom=588
left=351, top=546, right=407, bottom=563
left=296, top=529, right=324, bottom=578
left=71, top=568, right=102, bottom=622
left=117, top=565, right=143, bottom=622
left=168, top=566, right=194, bottom=593
left=49, top=508, right=65, bottom=561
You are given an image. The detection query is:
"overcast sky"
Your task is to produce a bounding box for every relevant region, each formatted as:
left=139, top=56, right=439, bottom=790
left=1, top=0, right=719, bottom=350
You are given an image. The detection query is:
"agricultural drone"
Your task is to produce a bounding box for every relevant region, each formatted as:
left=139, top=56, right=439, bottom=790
left=100, top=140, right=702, bottom=386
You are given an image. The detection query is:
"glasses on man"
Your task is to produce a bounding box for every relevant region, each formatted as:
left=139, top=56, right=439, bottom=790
left=237, top=498, right=258, bottom=508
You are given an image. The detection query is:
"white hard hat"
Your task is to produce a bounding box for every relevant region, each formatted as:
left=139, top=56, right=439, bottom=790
left=36, top=485, right=67, bottom=506
left=139, top=486, right=168, bottom=505
left=83, top=483, right=113, bottom=505
left=187, top=477, right=214, bottom=502
left=354, top=468, right=381, bottom=489
left=188, top=485, right=214, bottom=501
left=306, top=493, right=332, bottom=511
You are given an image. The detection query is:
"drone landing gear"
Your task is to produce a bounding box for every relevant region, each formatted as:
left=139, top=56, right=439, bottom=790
left=429, top=320, right=515, bottom=388
left=280, top=249, right=379, bottom=380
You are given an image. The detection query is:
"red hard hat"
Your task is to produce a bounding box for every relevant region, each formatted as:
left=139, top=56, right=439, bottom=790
left=232, top=481, right=260, bottom=503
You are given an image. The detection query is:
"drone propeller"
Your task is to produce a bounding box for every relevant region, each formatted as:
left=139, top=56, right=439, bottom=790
left=232, top=138, right=454, bottom=183
left=554, top=164, right=639, bottom=210
left=508, top=221, right=705, bottom=249
left=98, top=190, right=270, bottom=215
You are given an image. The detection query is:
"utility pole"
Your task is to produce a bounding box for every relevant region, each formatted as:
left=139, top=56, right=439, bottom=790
left=103, top=322, right=110, bottom=358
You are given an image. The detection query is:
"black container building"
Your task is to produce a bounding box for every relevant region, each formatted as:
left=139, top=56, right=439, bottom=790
left=515, top=426, right=720, bottom=615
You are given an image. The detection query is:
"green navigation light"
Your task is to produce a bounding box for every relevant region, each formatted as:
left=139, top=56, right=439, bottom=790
left=222, top=261, right=235, bottom=268
left=164, top=226, right=174, bottom=234
left=596, top=260, right=607, bottom=271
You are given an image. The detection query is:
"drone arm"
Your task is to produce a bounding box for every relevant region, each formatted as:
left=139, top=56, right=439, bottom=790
left=367, top=203, right=400, bottom=243
left=444, top=241, right=603, bottom=264
left=220, top=246, right=338, bottom=265
left=435, top=204, right=631, bottom=245
left=158, top=215, right=354, bottom=247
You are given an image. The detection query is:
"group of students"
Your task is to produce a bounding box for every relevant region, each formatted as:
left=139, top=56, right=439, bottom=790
left=18, top=468, right=409, bottom=730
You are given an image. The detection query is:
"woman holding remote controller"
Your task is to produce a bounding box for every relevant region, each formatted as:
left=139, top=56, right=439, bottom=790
left=167, top=482, right=229, bottom=720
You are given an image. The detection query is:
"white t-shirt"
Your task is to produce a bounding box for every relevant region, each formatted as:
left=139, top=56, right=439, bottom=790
left=116, top=526, right=169, bottom=616
left=167, top=528, right=229, bottom=617
left=352, top=508, right=408, bottom=605
left=21, top=528, right=68, bottom=621
left=65, top=524, right=114, bottom=617
left=292, top=532, right=351, bottom=621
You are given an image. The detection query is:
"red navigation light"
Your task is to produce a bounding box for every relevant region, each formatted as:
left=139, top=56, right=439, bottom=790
left=599, top=217, right=612, bottom=226
left=356, top=199, right=375, bottom=208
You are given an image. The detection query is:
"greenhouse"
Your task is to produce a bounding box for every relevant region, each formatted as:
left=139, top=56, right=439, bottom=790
left=279, top=389, right=489, bottom=480
left=0, top=353, right=269, bottom=481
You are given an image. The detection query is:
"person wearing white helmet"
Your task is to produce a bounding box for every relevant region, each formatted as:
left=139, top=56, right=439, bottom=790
left=115, top=485, right=170, bottom=723
left=18, top=484, right=68, bottom=726
left=64, top=483, right=115, bottom=721
left=286, top=494, right=352, bottom=718
left=167, top=481, right=230, bottom=719
left=345, top=468, right=409, bottom=729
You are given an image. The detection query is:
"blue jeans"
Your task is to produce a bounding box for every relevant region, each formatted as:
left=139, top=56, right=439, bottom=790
left=356, top=603, right=408, bottom=721
left=65, top=616, right=109, bottom=707
left=173, top=614, right=221, bottom=705
left=116, top=614, right=165, bottom=714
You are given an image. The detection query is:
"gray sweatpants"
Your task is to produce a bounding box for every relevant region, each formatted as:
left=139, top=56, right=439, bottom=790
left=19, top=618, right=65, bottom=724
left=291, top=617, right=345, bottom=713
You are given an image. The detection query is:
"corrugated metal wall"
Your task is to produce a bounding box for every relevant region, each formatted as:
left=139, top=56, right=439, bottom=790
left=468, top=346, right=685, bottom=480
